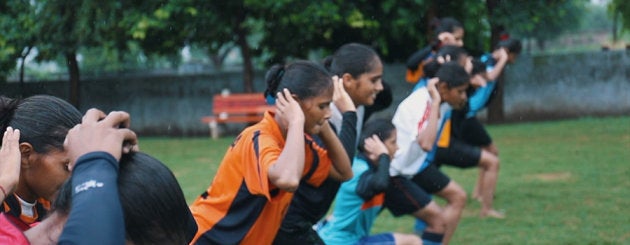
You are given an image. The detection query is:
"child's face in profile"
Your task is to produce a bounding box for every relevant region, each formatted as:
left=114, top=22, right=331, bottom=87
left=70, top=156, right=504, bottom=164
left=383, top=129, right=399, bottom=157
left=507, top=52, right=519, bottom=64
left=300, top=87, right=333, bottom=135
left=439, top=82, right=469, bottom=110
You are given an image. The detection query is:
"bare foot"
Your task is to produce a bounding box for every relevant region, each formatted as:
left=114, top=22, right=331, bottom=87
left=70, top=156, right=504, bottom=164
left=473, top=193, right=497, bottom=202
left=480, top=209, right=505, bottom=219
left=471, top=193, right=482, bottom=202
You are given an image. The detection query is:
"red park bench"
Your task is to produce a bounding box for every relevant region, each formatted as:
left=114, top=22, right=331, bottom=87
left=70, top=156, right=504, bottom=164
left=201, top=93, right=275, bottom=139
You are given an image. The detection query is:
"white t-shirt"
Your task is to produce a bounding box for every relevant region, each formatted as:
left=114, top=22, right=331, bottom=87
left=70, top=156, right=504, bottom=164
left=390, top=87, right=450, bottom=177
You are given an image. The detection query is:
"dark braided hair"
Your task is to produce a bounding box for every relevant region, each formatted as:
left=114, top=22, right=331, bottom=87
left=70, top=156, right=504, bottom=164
left=0, top=95, right=81, bottom=152
left=264, top=60, right=332, bottom=104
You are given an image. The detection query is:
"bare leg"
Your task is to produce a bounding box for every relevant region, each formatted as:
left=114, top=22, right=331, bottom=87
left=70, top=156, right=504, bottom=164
left=477, top=150, right=504, bottom=218
left=393, top=233, right=423, bottom=245
left=484, top=143, right=499, bottom=156
left=472, top=168, right=483, bottom=201
left=474, top=144, right=498, bottom=201
left=412, top=201, right=445, bottom=235
left=434, top=181, right=467, bottom=245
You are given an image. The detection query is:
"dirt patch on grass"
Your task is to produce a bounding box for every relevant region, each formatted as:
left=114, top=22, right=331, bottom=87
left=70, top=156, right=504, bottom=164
left=527, top=172, right=573, bottom=182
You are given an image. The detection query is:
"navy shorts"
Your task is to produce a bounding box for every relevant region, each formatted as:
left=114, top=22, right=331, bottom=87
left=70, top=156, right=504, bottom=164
left=357, top=233, right=396, bottom=245
left=450, top=109, right=492, bottom=146
left=384, top=176, right=432, bottom=217
left=273, top=220, right=324, bottom=245
left=411, top=163, right=451, bottom=193
left=460, top=117, right=492, bottom=146
left=435, top=138, right=481, bottom=168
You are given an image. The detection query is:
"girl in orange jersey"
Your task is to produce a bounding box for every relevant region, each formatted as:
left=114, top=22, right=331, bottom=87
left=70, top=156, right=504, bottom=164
left=0, top=95, right=81, bottom=229
left=190, top=60, right=352, bottom=245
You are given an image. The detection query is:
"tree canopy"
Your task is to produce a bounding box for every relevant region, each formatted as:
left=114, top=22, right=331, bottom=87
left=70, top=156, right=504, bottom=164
left=1, top=0, right=596, bottom=109
left=0, top=0, right=37, bottom=82
left=610, top=0, right=630, bottom=40
left=491, top=0, right=587, bottom=50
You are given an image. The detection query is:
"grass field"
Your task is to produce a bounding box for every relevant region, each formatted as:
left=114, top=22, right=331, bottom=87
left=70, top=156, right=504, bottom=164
left=140, top=116, right=630, bottom=244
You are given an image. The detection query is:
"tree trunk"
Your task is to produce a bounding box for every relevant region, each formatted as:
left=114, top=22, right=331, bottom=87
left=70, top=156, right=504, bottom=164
left=18, top=58, right=25, bottom=97
left=536, top=39, right=546, bottom=51
left=66, top=51, right=81, bottom=108
left=210, top=55, right=224, bottom=70
left=235, top=24, right=253, bottom=93
left=18, top=46, right=33, bottom=96
left=488, top=75, right=505, bottom=123
left=612, top=10, right=619, bottom=42
left=486, top=0, right=505, bottom=123
left=209, top=46, right=232, bottom=70
left=526, top=38, right=532, bottom=54
left=425, top=3, right=438, bottom=44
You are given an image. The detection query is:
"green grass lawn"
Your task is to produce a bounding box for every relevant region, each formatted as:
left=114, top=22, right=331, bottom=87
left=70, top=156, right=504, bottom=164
left=140, top=116, right=630, bottom=244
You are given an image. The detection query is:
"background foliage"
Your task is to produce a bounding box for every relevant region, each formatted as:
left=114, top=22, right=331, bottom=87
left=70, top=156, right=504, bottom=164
left=0, top=0, right=626, bottom=105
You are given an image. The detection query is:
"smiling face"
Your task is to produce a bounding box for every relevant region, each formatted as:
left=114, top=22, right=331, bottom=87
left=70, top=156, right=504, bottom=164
left=300, top=87, right=334, bottom=135
left=20, top=147, right=71, bottom=202
left=344, top=58, right=384, bottom=107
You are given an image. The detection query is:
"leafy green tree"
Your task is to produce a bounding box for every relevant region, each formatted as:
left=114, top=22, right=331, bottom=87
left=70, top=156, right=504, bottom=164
left=491, top=0, right=586, bottom=50
left=0, top=0, right=37, bottom=85
left=145, top=0, right=435, bottom=92
left=609, top=0, right=629, bottom=41
left=483, top=0, right=587, bottom=122
left=35, top=1, right=180, bottom=106
left=36, top=0, right=107, bottom=107
left=143, top=0, right=260, bottom=92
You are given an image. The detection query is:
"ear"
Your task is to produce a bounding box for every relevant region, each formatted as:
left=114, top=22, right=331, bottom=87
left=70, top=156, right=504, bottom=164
left=341, top=73, right=354, bottom=88
left=436, top=82, right=449, bottom=94
left=19, top=142, right=33, bottom=168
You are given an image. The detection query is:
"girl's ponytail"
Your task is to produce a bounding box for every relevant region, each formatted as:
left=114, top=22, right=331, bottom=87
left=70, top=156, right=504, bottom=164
left=264, top=64, right=286, bottom=105
left=0, top=96, right=19, bottom=134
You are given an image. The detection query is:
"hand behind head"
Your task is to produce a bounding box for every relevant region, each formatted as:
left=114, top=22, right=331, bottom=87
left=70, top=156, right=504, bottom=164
left=65, top=109, right=138, bottom=171
left=0, top=127, right=21, bottom=194
left=363, top=135, right=389, bottom=163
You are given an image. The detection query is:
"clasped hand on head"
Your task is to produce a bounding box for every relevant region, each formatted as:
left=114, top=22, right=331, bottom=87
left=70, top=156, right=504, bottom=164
left=275, top=88, right=305, bottom=127
left=64, top=109, right=138, bottom=171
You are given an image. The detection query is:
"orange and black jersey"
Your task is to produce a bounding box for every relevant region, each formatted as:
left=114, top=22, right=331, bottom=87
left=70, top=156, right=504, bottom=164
left=280, top=111, right=359, bottom=230
left=1, top=194, right=49, bottom=230
left=190, top=111, right=332, bottom=245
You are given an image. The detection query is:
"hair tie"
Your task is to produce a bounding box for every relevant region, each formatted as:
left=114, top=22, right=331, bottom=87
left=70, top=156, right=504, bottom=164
left=266, top=94, right=276, bottom=105
left=500, top=33, right=510, bottom=41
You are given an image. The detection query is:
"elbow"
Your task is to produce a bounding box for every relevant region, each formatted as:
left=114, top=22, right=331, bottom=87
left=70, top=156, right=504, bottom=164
left=340, top=172, right=353, bottom=182
left=419, top=141, right=433, bottom=152
left=274, top=177, right=301, bottom=192
left=374, top=182, right=388, bottom=193
left=330, top=170, right=353, bottom=182
left=416, top=135, right=434, bottom=152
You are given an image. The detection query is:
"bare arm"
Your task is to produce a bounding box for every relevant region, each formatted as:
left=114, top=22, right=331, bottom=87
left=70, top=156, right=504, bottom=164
left=417, top=78, right=442, bottom=151
left=0, top=127, right=20, bottom=202
left=268, top=89, right=305, bottom=192
left=485, top=48, right=508, bottom=81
